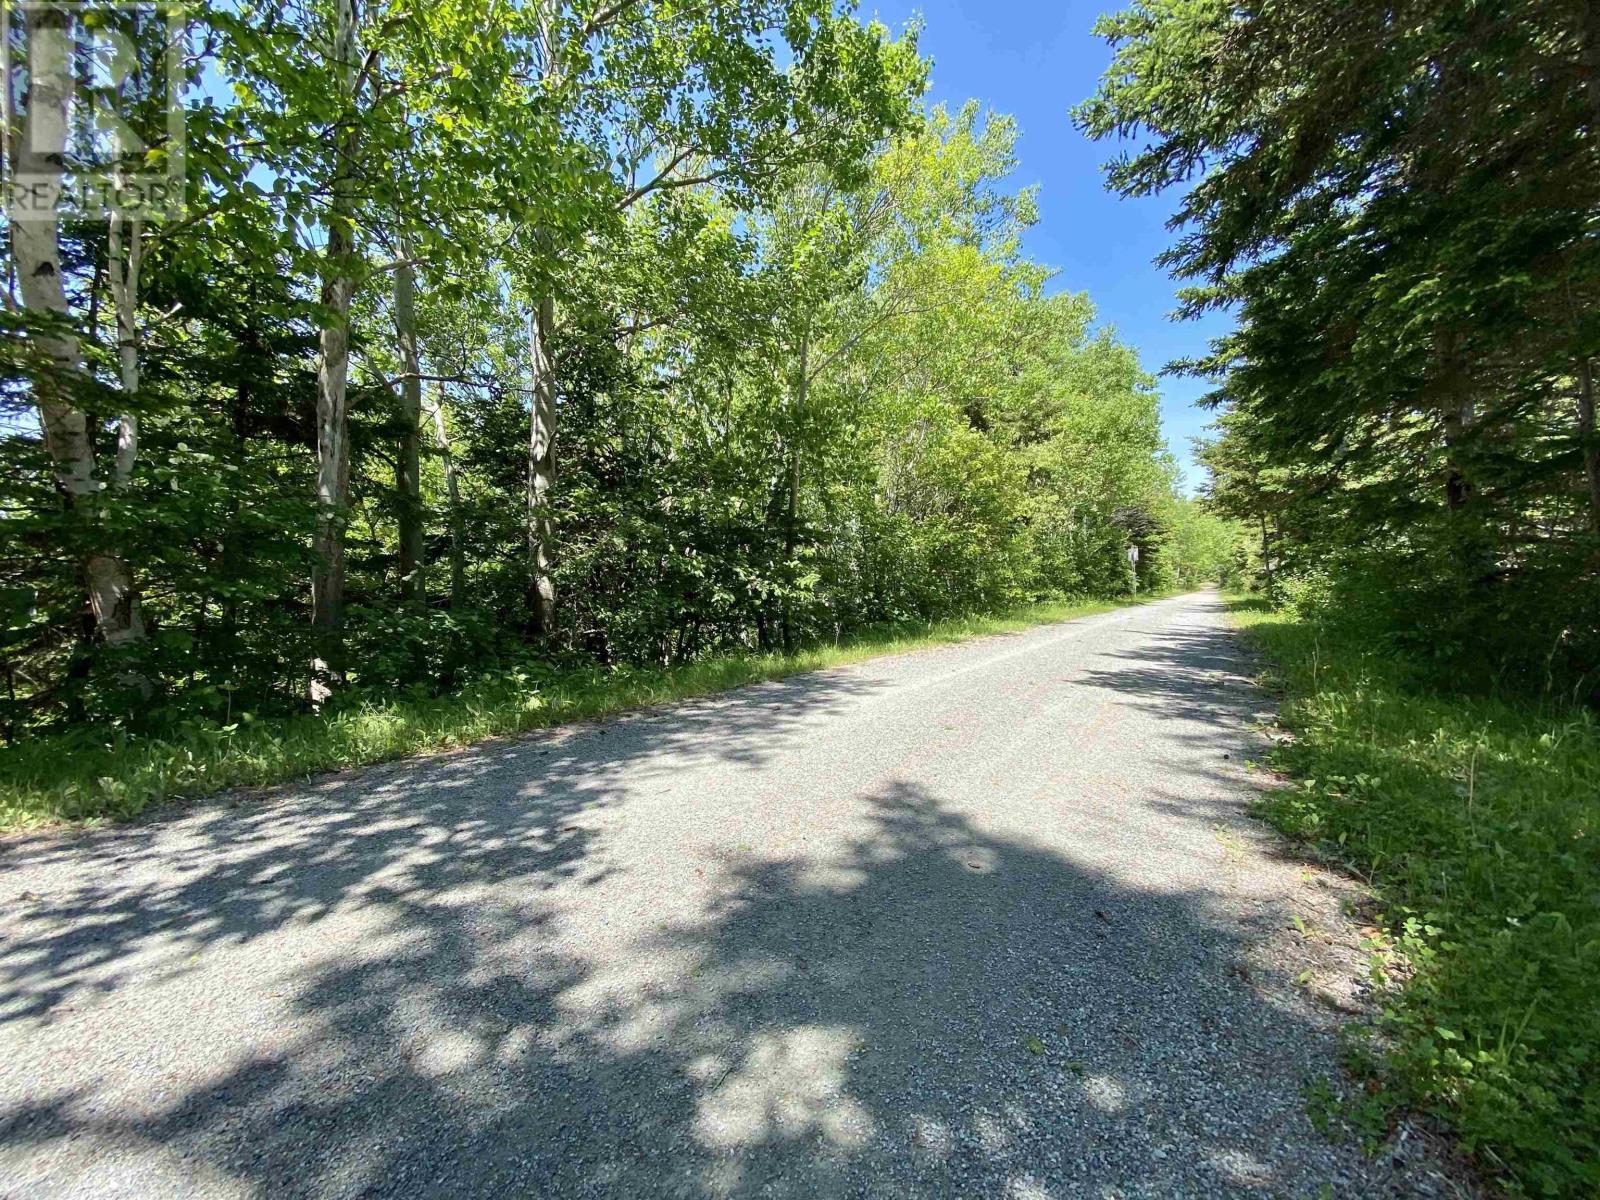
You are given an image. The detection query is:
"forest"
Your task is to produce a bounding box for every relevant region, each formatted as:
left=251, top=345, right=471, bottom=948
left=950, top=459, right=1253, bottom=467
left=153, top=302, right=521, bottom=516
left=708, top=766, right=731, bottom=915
left=4, top=0, right=1599, bottom=1193
left=1, top=0, right=1227, bottom=757
left=1082, top=0, right=1600, bottom=700
left=1081, top=1, right=1600, bottom=1192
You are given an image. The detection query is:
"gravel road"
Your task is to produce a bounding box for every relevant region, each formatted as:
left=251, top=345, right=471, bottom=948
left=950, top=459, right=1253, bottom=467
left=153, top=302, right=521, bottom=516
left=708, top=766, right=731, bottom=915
left=1, top=591, right=1457, bottom=1198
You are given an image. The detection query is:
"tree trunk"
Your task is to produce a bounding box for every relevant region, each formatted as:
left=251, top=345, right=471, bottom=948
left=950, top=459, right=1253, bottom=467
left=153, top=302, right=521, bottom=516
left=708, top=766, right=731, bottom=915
left=107, top=28, right=143, bottom=490
left=16, top=12, right=95, bottom=493
left=526, top=295, right=556, bottom=633
left=15, top=5, right=143, bottom=645
left=393, top=250, right=425, bottom=604
left=780, top=334, right=808, bottom=654
left=523, top=2, right=563, bottom=637
left=1442, top=394, right=1475, bottom=513
left=220, top=319, right=258, bottom=653
left=107, top=207, right=140, bottom=488
left=1579, top=359, right=1600, bottom=535
left=310, top=0, right=360, bottom=703
left=426, top=388, right=467, bottom=609
left=1430, top=332, right=1473, bottom=514
left=1258, top=514, right=1274, bottom=594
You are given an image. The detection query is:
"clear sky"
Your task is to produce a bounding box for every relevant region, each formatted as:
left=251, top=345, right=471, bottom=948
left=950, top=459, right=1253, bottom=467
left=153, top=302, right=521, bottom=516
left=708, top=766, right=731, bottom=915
left=867, top=0, right=1233, bottom=493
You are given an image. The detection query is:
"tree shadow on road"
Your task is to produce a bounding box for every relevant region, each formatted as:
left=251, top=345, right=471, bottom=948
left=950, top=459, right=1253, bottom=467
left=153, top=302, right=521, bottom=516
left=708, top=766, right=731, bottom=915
left=2, top=721, right=1407, bottom=1196
left=1077, top=617, right=1265, bottom=733
left=0, top=665, right=887, bottom=1025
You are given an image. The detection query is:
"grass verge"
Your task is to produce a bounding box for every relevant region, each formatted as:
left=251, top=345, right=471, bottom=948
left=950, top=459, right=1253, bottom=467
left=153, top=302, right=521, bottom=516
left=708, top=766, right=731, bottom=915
left=4, top=594, right=1162, bottom=831
left=1229, top=596, right=1599, bottom=1197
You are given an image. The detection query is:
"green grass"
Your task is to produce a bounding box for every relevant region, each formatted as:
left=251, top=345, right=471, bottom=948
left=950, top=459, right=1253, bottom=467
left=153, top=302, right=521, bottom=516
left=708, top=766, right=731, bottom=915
left=1229, top=596, right=1600, bottom=1196
left=2, top=594, right=1161, bottom=831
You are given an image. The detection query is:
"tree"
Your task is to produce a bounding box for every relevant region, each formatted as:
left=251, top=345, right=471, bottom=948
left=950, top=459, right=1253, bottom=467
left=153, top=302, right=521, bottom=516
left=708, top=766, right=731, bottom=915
left=504, top=0, right=924, bottom=636
left=1, top=7, right=1211, bottom=740
left=11, top=4, right=144, bottom=647
left=1080, top=0, right=1600, bottom=692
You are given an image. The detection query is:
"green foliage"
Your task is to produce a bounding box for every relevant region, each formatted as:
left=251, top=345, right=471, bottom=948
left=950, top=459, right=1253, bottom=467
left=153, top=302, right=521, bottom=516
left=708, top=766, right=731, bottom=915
left=3, top=8, right=1223, bottom=811
left=1235, top=598, right=1600, bottom=1196
left=1085, top=5, right=1600, bottom=1171
left=1159, top=496, right=1239, bottom=591
left=1083, top=0, right=1600, bottom=698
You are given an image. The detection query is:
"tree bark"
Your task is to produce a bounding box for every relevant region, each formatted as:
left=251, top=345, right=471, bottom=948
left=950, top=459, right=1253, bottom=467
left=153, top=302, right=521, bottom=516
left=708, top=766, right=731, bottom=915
left=15, top=10, right=93, bottom=496
left=15, top=5, right=144, bottom=645
left=107, top=21, right=143, bottom=491
left=107, top=204, right=140, bottom=488
left=526, top=295, right=556, bottom=633
left=310, top=0, right=360, bottom=702
left=522, top=2, right=564, bottom=636
left=393, top=250, right=425, bottom=604
left=1442, top=394, right=1475, bottom=513
left=1258, top=514, right=1274, bottom=594
left=780, top=333, right=809, bottom=653
left=426, top=388, right=467, bottom=609
left=1579, top=359, right=1600, bottom=535
left=1430, top=333, right=1473, bottom=514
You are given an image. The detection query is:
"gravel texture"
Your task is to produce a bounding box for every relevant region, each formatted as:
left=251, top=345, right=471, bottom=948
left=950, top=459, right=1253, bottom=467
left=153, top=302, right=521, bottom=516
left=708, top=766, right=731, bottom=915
left=0, top=591, right=1464, bottom=1198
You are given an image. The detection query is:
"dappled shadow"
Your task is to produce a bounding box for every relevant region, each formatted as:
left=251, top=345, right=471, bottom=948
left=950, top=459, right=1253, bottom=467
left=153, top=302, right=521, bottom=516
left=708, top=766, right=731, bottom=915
left=1, top=601, right=1441, bottom=1196
left=1076, top=621, right=1264, bottom=733
left=1059, top=599, right=1277, bottom=805
left=0, top=668, right=882, bottom=1026
left=6, top=791, right=1410, bottom=1194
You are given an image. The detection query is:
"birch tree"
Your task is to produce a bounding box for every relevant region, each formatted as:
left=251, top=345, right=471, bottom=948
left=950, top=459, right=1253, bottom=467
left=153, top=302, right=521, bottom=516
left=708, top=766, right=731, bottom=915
left=526, top=295, right=556, bottom=630
left=0, top=2, right=1236, bottom=742
left=307, top=0, right=360, bottom=700
left=425, top=387, right=467, bottom=609
left=393, top=250, right=424, bottom=604
left=12, top=5, right=144, bottom=645
left=508, top=0, right=921, bottom=634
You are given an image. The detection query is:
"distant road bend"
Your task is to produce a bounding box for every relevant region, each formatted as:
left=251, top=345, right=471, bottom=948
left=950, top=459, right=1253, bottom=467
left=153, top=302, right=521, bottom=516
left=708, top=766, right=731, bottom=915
left=1, top=591, right=1448, bottom=1197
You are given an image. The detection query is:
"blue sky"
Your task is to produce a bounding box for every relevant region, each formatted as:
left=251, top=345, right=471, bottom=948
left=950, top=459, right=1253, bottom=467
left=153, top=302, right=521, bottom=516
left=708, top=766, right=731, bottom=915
left=868, top=0, right=1232, bottom=493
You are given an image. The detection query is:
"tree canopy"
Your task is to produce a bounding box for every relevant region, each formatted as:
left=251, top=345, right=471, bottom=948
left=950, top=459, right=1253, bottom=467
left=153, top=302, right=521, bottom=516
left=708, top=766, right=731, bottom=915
left=1080, top=0, right=1600, bottom=695
left=0, top=0, right=1227, bottom=740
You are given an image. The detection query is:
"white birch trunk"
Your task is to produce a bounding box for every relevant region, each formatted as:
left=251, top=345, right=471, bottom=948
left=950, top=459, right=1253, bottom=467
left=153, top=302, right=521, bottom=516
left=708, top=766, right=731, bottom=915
left=310, top=0, right=360, bottom=702
left=426, top=388, right=467, bottom=609
left=779, top=334, right=808, bottom=652
left=16, top=7, right=91, bottom=498
left=524, top=5, right=561, bottom=636
left=393, top=249, right=425, bottom=604
left=107, top=124, right=142, bottom=487
left=527, top=295, right=556, bottom=633
left=15, top=6, right=143, bottom=644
